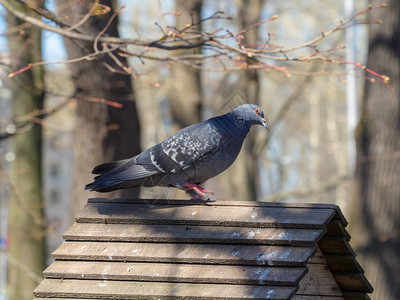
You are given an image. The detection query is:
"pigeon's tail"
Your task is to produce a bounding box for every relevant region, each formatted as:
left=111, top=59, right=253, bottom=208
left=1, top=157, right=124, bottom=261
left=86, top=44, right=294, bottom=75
left=85, top=158, right=159, bottom=192
left=85, top=180, right=127, bottom=192
left=91, top=159, right=130, bottom=174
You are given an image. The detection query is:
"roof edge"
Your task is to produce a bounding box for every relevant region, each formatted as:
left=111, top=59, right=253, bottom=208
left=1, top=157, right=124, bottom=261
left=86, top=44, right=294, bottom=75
left=88, top=198, right=348, bottom=226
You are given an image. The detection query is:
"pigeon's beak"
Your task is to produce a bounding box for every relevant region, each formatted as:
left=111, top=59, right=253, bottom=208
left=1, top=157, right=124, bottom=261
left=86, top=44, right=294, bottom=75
left=261, top=118, right=269, bottom=129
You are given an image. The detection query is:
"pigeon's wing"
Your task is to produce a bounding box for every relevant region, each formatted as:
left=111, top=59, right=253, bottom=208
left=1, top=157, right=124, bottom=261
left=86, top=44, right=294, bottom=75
left=87, top=118, right=228, bottom=192
left=85, top=157, right=160, bottom=191
left=134, top=121, right=223, bottom=174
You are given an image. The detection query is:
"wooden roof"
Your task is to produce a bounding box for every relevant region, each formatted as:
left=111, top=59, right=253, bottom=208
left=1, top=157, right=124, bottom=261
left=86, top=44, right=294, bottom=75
left=34, top=198, right=373, bottom=300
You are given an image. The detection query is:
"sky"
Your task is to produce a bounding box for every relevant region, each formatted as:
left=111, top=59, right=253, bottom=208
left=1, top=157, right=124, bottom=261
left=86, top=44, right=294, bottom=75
left=0, top=4, right=7, bottom=53
left=0, top=0, right=174, bottom=64
left=41, top=0, right=68, bottom=62
left=0, top=1, right=367, bottom=67
left=0, top=0, right=67, bottom=62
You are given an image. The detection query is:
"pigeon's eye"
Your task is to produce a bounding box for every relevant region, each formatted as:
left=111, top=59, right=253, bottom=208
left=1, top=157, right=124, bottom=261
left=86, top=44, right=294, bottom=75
left=254, top=108, right=260, bottom=114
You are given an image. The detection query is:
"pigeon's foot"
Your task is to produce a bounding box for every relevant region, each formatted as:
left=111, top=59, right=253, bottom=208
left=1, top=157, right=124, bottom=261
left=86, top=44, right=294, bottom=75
left=184, top=183, right=213, bottom=202
left=183, top=183, right=214, bottom=197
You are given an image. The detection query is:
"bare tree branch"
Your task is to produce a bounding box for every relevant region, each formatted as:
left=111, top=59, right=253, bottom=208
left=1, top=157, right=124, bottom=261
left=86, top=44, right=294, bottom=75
left=1, top=0, right=389, bottom=82
left=255, top=65, right=317, bottom=155
left=0, top=92, right=124, bottom=140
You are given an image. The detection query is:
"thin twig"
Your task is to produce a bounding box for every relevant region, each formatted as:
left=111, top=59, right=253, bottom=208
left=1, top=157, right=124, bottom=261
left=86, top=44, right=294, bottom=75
left=9, top=45, right=121, bottom=78
left=2, top=0, right=389, bottom=82
left=278, top=3, right=386, bottom=54
left=93, top=5, right=124, bottom=52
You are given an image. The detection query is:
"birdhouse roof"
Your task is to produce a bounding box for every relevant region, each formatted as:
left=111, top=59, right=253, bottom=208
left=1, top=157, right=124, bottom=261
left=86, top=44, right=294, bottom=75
left=34, top=198, right=373, bottom=300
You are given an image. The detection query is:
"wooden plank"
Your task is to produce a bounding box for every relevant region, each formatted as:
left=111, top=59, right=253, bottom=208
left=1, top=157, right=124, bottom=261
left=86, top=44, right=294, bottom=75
left=34, top=278, right=297, bottom=299
left=308, top=246, right=326, bottom=264
left=318, top=236, right=356, bottom=256
left=76, top=202, right=335, bottom=229
left=331, top=208, right=348, bottom=227
left=342, top=292, right=371, bottom=300
left=88, top=198, right=339, bottom=210
left=324, top=255, right=364, bottom=273
left=292, top=296, right=344, bottom=300
left=297, top=264, right=342, bottom=296
left=309, top=246, right=364, bottom=273
left=63, top=223, right=325, bottom=246
left=43, top=260, right=307, bottom=286
left=87, top=198, right=348, bottom=226
left=52, top=241, right=316, bottom=266
left=333, top=273, right=373, bottom=293
left=326, top=220, right=351, bottom=240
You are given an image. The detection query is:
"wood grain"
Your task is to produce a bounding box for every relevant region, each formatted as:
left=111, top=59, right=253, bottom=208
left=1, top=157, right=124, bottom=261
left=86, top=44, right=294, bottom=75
left=63, top=222, right=324, bottom=246
left=87, top=198, right=348, bottom=225
left=326, top=220, right=351, bottom=240
left=292, top=296, right=344, bottom=300
left=34, top=278, right=296, bottom=299
left=76, top=202, right=336, bottom=229
left=333, top=273, right=373, bottom=293
left=318, top=236, right=355, bottom=256
left=52, top=241, right=316, bottom=266
left=43, top=260, right=307, bottom=286
left=297, top=264, right=342, bottom=296
left=324, top=255, right=364, bottom=273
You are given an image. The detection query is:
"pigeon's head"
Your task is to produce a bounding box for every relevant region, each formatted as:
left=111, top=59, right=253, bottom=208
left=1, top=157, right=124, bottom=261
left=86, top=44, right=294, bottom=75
left=231, top=104, right=269, bottom=129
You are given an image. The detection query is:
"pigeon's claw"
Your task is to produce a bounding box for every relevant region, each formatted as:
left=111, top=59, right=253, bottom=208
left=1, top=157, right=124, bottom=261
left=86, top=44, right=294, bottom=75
left=183, top=183, right=214, bottom=197
left=184, top=183, right=214, bottom=202
left=184, top=189, right=204, bottom=201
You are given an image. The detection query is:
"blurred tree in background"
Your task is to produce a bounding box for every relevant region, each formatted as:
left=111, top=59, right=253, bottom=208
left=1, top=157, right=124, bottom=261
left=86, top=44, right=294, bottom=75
left=351, top=0, right=400, bottom=299
left=167, top=0, right=202, bottom=131
left=6, top=1, right=45, bottom=299
left=55, top=0, right=141, bottom=215
left=234, top=0, right=263, bottom=201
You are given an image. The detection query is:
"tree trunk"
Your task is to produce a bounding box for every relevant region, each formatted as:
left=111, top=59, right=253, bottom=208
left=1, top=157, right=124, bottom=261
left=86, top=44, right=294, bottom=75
left=161, top=0, right=203, bottom=200
left=55, top=0, right=141, bottom=215
left=351, top=1, right=400, bottom=299
left=6, top=2, right=45, bottom=299
left=168, top=0, right=203, bottom=131
left=220, top=0, right=263, bottom=201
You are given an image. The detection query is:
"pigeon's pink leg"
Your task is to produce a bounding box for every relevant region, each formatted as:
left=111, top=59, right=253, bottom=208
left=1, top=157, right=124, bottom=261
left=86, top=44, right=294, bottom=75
left=183, top=183, right=214, bottom=197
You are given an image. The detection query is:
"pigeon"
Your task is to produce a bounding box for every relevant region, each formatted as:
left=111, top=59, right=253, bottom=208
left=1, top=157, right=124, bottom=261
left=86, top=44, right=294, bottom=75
left=85, top=104, right=268, bottom=201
